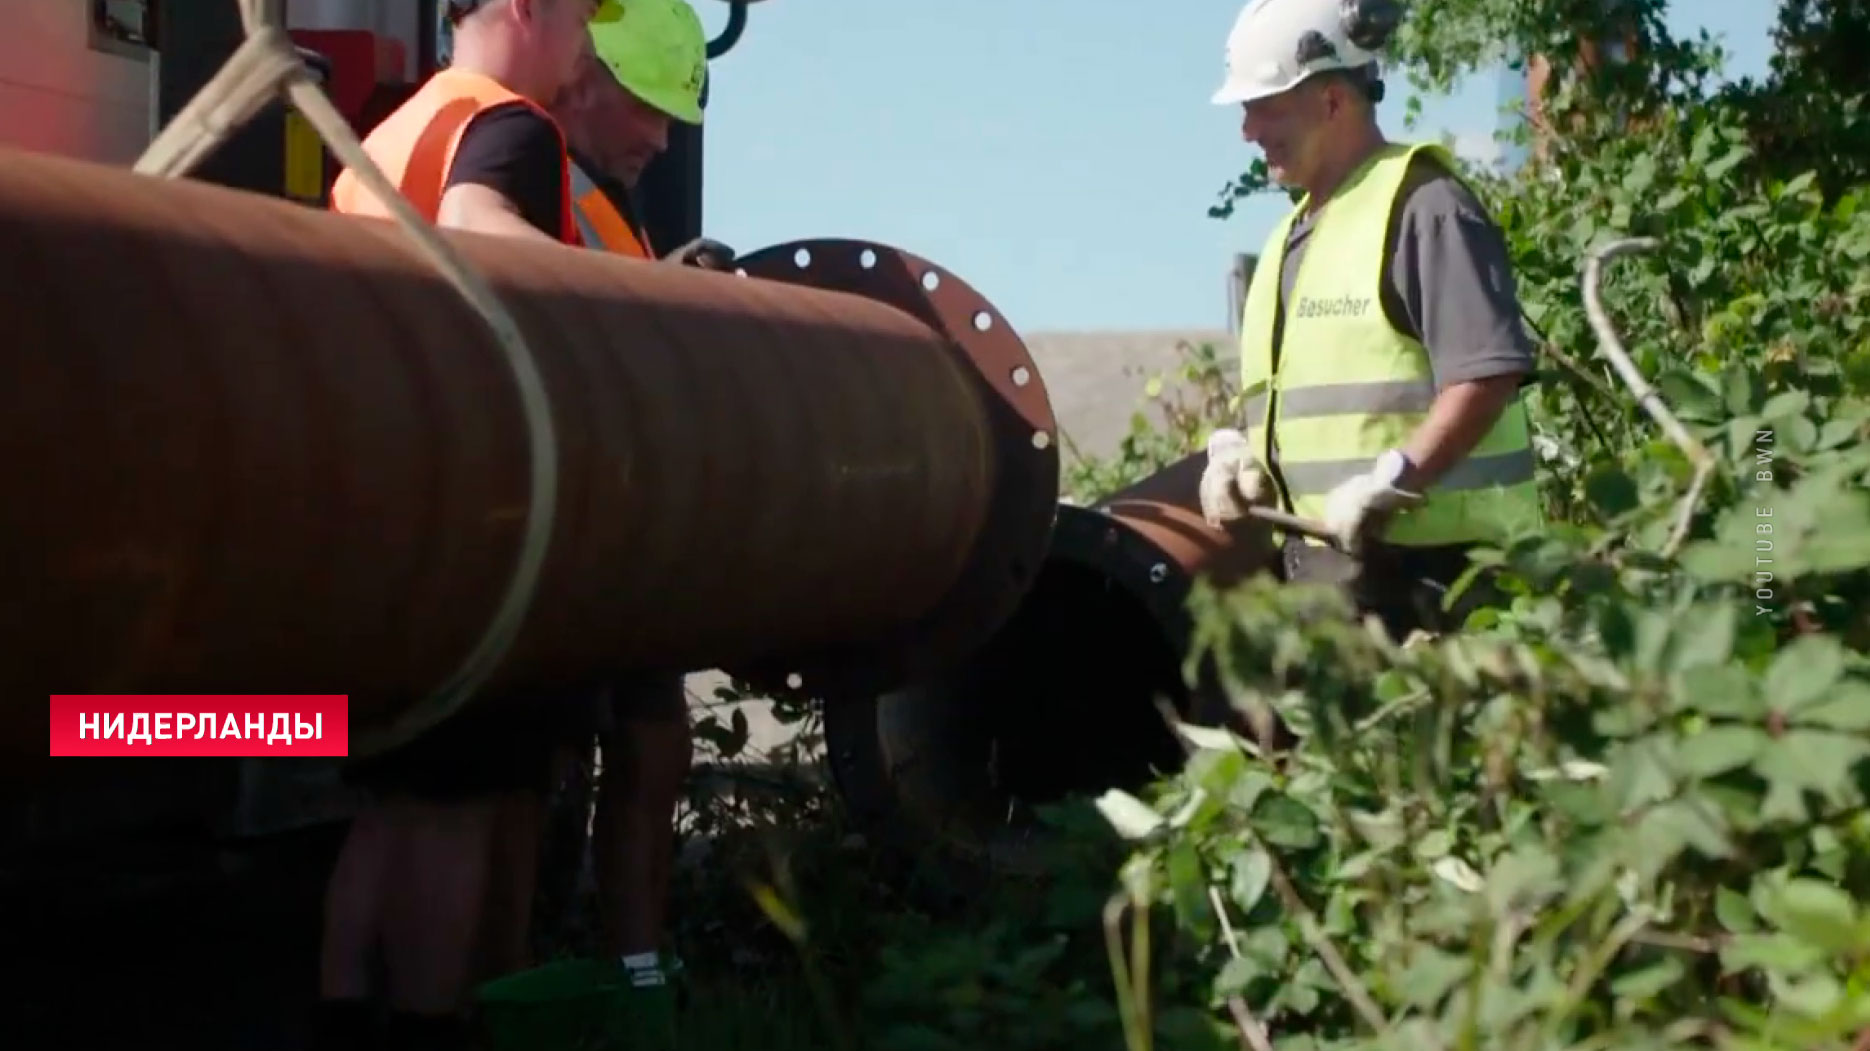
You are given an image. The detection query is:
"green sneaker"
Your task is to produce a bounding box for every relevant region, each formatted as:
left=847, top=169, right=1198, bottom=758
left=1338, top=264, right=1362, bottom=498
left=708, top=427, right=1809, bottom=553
left=475, top=957, right=627, bottom=1051
left=610, top=953, right=682, bottom=1050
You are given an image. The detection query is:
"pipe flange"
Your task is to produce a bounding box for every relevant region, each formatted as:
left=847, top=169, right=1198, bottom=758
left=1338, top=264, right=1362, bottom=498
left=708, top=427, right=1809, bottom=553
left=1045, top=504, right=1200, bottom=647
left=727, top=239, right=1059, bottom=699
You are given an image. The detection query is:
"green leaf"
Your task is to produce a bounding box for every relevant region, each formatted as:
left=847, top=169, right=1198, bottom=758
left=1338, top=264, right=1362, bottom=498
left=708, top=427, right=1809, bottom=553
left=1166, top=840, right=1212, bottom=937
left=1633, top=799, right=1733, bottom=873
left=1669, top=602, right=1736, bottom=674
left=1228, top=769, right=1275, bottom=813
left=1584, top=466, right=1640, bottom=515
left=1655, top=368, right=1724, bottom=422
left=1785, top=487, right=1870, bottom=576
left=1610, top=736, right=1678, bottom=812
left=1678, top=538, right=1757, bottom=582
left=1345, top=808, right=1405, bottom=851
left=1769, top=970, right=1845, bottom=1018
left=1706, top=145, right=1750, bottom=180
left=1394, top=946, right=1471, bottom=1009
left=1413, top=829, right=1455, bottom=861
left=1760, top=390, right=1812, bottom=421
left=1753, top=732, right=1870, bottom=820
left=1239, top=924, right=1289, bottom=976
left=1673, top=663, right=1763, bottom=719
left=1716, top=886, right=1758, bottom=933
left=1720, top=931, right=1828, bottom=975
left=1781, top=414, right=1819, bottom=453
left=1763, top=635, right=1847, bottom=714
left=1611, top=956, right=1687, bottom=1003
left=1251, top=795, right=1321, bottom=850
left=1596, top=601, right=1638, bottom=657
left=1485, top=845, right=1563, bottom=914
left=1213, top=955, right=1264, bottom=998
left=1725, top=365, right=1762, bottom=415
left=1815, top=418, right=1860, bottom=450
left=1793, top=681, right=1870, bottom=730
left=1675, top=725, right=1771, bottom=778
left=1763, top=879, right=1861, bottom=955
left=1094, top=789, right=1163, bottom=840
left=1229, top=845, right=1272, bottom=915
left=1622, top=153, right=1658, bottom=195
left=1632, top=609, right=1676, bottom=676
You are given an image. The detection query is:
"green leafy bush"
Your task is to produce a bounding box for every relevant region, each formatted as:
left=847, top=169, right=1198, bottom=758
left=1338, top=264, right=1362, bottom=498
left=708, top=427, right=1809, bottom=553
left=1073, top=5, right=1870, bottom=1049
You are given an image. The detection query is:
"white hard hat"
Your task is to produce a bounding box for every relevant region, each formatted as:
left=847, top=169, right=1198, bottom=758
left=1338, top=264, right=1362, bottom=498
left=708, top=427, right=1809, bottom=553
left=1210, top=0, right=1403, bottom=107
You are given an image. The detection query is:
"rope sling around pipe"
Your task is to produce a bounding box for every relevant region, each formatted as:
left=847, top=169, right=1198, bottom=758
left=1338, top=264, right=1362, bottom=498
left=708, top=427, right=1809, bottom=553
left=130, top=0, right=558, bottom=757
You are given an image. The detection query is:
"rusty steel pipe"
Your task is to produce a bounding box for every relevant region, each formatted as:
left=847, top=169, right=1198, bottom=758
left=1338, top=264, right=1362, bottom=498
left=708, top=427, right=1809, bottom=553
left=823, top=451, right=1284, bottom=872
left=0, top=146, right=1058, bottom=774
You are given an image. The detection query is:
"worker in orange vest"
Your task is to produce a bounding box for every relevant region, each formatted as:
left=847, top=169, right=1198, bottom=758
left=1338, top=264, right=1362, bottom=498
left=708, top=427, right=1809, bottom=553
left=330, top=0, right=598, bottom=243
left=315, top=3, right=600, bottom=1050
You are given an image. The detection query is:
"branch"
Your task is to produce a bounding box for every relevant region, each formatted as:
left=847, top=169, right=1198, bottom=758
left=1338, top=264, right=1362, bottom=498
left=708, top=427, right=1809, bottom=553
left=1265, top=849, right=1394, bottom=1038
left=1209, top=886, right=1277, bottom=1051
left=1581, top=237, right=1716, bottom=556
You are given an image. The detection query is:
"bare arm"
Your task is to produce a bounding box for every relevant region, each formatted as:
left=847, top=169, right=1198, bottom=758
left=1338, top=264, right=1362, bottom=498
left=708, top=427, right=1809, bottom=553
left=437, top=183, right=562, bottom=244
left=1398, top=376, right=1522, bottom=490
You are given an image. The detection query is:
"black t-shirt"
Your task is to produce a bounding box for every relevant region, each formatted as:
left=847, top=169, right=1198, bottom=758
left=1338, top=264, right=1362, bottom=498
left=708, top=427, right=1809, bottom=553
left=442, top=102, right=566, bottom=237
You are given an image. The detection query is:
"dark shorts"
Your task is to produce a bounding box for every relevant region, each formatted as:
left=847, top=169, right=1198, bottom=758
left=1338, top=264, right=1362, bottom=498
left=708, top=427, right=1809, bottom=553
left=1281, top=537, right=1494, bottom=641
left=341, top=687, right=608, bottom=801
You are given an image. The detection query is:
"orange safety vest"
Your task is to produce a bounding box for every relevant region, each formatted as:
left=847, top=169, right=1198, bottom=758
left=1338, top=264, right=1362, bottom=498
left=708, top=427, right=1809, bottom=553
left=568, top=160, right=653, bottom=259
left=328, top=67, right=577, bottom=244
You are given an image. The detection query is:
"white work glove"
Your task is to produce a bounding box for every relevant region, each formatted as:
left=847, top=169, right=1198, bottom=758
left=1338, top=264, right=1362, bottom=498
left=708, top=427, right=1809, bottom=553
left=1199, top=428, right=1274, bottom=528
left=1321, top=460, right=1423, bottom=553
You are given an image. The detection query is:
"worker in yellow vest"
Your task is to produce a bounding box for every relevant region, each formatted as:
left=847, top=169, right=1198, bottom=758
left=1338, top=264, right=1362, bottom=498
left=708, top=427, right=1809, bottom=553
left=1198, top=0, right=1545, bottom=641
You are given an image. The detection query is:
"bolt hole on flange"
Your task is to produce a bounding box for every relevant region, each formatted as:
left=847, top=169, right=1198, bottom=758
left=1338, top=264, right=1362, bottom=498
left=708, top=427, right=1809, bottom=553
left=920, top=270, right=940, bottom=291
left=793, top=247, right=812, bottom=268
left=785, top=672, right=804, bottom=689
left=859, top=248, right=877, bottom=269
left=1010, top=365, right=1030, bottom=387
left=972, top=310, right=993, bottom=332
left=1031, top=431, right=1051, bottom=450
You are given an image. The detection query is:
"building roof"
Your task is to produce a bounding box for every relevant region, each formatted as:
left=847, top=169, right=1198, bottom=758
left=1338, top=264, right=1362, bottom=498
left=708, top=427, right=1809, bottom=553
left=1020, top=328, right=1234, bottom=462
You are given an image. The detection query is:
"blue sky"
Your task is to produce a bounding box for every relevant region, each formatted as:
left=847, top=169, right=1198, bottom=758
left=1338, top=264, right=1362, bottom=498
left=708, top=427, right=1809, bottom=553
left=694, top=0, right=1776, bottom=333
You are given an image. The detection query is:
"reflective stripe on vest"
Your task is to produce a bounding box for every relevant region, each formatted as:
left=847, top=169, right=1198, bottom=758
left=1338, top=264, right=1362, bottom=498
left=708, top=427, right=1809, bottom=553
left=568, top=162, right=652, bottom=259
left=328, top=67, right=578, bottom=245
left=1234, top=141, right=1543, bottom=547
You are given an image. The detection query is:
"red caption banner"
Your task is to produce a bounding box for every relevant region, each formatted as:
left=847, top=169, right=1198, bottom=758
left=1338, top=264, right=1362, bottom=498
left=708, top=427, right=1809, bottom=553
left=48, top=695, right=350, bottom=757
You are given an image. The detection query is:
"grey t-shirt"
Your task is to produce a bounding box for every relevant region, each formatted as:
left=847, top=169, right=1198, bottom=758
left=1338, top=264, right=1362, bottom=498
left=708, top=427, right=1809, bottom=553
left=1276, top=152, right=1538, bottom=390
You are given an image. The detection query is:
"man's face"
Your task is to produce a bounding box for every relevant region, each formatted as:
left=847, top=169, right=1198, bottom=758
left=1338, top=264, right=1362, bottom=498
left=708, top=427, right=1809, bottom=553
left=559, top=50, right=672, bottom=186
left=1239, top=78, right=1339, bottom=189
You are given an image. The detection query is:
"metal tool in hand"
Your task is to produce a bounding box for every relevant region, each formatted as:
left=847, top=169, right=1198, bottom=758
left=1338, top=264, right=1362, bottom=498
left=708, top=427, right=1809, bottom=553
left=1242, top=505, right=1341, bottom=546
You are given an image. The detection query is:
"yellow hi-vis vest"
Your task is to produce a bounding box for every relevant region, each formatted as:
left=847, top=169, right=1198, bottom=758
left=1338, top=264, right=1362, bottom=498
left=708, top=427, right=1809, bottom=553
left=1236, top=141, right=1543, bottom=547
